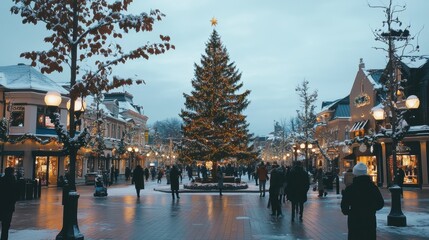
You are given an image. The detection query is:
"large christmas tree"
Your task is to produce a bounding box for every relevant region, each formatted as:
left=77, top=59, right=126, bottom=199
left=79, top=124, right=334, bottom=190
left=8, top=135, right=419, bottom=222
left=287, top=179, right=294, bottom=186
left=180, top=28, right=255, bottom=171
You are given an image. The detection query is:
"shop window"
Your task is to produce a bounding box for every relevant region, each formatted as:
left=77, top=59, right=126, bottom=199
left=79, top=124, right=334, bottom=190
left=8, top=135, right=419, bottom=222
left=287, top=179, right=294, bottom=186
left=357, top=156, right=378, bottom=183
left=6, top=155, right=24, bottom=178
left=64, top=155, right=84, bottom=178
left=389, top=154, right=419, bottom=185
left=10, top=105, right=25, bottom=127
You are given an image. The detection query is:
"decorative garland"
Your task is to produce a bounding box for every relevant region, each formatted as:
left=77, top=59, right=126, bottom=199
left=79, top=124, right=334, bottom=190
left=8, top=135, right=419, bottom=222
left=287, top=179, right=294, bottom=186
left=0, top=133, right=59, bottom=145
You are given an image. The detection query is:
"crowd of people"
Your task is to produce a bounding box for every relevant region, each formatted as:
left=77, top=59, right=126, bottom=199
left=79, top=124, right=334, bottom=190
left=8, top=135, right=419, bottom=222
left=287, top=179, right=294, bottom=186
left=1, top=160, right=387, bottom=240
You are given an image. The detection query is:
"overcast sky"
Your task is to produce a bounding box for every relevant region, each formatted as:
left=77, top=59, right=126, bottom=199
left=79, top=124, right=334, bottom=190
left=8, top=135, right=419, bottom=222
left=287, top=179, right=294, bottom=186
left=1, top=0, right=428, bottom=136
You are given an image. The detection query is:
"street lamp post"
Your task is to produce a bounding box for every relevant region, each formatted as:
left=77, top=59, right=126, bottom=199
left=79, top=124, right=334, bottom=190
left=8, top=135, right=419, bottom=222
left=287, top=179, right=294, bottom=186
left=371, top=95, right=419, bottom=227
left=300, top=142, right=313, bottom=172
left=127, top=147, right=139, bottom=169
left=44, top=91, right=87, bottom=240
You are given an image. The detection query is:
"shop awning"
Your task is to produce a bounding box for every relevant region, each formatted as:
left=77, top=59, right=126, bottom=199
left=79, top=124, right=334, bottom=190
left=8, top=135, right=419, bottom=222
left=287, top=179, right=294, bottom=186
left=350, top=120, right=368, bottom=132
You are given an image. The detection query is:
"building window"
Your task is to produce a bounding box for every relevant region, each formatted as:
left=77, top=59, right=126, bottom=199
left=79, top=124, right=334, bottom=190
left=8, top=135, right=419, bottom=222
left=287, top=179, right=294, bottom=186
left=37, top=106, right=55, bottom=128
left=10, top=105, right=25, bottom=127
left=6, top=155, right=24, bottom=177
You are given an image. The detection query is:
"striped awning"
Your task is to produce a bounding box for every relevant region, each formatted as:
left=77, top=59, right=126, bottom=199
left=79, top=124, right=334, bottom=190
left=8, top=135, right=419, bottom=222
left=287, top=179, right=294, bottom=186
left=350, top=120, right=368, bottom=132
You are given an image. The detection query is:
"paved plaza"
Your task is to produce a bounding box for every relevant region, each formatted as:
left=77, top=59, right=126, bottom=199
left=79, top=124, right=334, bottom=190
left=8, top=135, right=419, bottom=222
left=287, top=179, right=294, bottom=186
left=7, top=178, right=429, bottom=240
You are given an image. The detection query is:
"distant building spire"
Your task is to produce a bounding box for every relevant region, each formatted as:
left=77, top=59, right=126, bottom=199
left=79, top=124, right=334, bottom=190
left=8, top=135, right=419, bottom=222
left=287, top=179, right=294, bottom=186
left=359, top=58, right=365, bottom=69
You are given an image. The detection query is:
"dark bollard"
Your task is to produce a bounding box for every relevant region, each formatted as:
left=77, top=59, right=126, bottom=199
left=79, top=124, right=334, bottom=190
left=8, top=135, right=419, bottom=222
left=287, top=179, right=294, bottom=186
left=387, top=185, right=407, bottom=227
left=25, top=180, right=34, bottom=200
left=56, top=191, right=84, bottom=240
left=38, top=178, right=42, bottom=198
left=33, top=179, right=38, bottom=199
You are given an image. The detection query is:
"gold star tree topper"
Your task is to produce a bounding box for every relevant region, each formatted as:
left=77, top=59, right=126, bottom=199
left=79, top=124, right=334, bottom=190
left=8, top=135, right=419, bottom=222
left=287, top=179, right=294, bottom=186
left=210, top=17, right=218, bottom=27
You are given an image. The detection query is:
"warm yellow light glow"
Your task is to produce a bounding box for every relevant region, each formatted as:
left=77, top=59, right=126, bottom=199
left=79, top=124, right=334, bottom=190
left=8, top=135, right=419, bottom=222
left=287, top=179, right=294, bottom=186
left=308, top=143, right=313, bottom=149
left=134, top=147, right=139, bottom=152
left=210, top=17, right=218, bottom=26
left=300, top=143, right=305, bottom=149
left=44, top=91, right=62, bottom=107
left=67, top=97, right=86, bottom=112
left=371, top=107, right=385, bottom=120
left=127, top=147, right=133, bottom=152
left=405, top=95, right=420, bottom=109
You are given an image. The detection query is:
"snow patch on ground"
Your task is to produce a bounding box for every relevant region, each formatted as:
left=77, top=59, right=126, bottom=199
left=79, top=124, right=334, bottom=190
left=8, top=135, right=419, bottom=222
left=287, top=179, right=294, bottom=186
left=9, top=229, right=57, bottom=240
left=377, top=210, right=429, bottom=237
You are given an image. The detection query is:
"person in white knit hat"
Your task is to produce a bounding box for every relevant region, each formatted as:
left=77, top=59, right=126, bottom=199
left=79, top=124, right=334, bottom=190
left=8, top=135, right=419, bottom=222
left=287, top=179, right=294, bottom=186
left=341, top=162, right=384, bottom=240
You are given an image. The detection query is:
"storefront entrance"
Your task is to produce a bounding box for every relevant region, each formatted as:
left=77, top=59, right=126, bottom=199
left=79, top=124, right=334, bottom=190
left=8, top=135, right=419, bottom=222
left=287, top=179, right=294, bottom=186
left=35, top=156, right=58, bottom=186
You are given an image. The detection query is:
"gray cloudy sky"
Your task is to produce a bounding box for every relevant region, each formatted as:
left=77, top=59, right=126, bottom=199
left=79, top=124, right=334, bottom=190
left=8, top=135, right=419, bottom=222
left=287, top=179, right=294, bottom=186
left=1, top=0, right=428, bottom=136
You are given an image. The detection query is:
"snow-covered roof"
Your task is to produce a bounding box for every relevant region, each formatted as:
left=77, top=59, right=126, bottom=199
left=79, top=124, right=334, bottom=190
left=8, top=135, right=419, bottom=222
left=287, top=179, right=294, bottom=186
left=85, top=95, right=112, bottom=114
left=364, top=69, right=383, bottom=89
left=0, top=64, right=68, bottom=94
left=118, top=100, right=139, bottom=113
left=320, top=98, right=341, bottom=112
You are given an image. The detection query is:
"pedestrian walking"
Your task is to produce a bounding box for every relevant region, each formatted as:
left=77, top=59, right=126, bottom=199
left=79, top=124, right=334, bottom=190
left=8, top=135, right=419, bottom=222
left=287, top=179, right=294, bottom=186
left=315, top=168, right=327, bottom=197
left=170, top=165, right=180, bottom=200
left=144, top=167, right=150, bottom=182
left=186, top=165, right=193, bottom=181
left=0, top=167, right=19, bottom=240
left=151, top=167, right=156, bottom=181
left=157, top=168, right=163, bottom=183
left=269, top=163, right=283, bottom=218
left=286, top=161, right=310, bottom=222
left=125, top=166, right=131, bottom=181
left=217, top=166, right=224, bottom=196
left=341, top=162, right=384, bottom=240
left=343, top=168, right=354, bottom=190
left=256, top=162, right=268, bottom=197
left=132, top=165, right=144, bottom=198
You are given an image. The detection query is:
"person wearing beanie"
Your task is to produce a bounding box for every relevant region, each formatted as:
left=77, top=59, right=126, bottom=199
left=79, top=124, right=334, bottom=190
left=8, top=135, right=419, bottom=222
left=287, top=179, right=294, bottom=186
left=341, top=162, right=384, bottom=240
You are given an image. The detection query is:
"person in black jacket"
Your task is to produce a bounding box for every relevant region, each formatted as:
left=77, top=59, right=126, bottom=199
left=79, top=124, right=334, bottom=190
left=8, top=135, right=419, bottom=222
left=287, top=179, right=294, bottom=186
left=132, top=165, right=145, bottom=198
left=0, top=167, right=19, bottom=240
left=341, top=162, right=384, bottom=240
left=170, top=165, right=180, bottom=200
left=286, top=161, right=310, bottom=222
left=269, top=163, right=283, bottom=218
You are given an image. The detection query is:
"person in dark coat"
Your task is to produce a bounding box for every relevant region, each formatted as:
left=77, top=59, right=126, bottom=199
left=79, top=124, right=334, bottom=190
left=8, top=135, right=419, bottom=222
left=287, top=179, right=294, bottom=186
left=144, top=167, right=150, bottom=182
left=216, top=166, right=224, bottom=196
left=186, top=165, right=193, bottom=181
left=0, top=167, right=19, bottom=240
left=286, top=161, right=310, bottom=222
left=170, top=165, right=180, bottom=200
left=125, top=167, right=131, bottom=181
left=269, top=163, right=283, bottom=218
left=341, top=162, right=384, bottom=240
left=132, top=165, right=144, bottom=198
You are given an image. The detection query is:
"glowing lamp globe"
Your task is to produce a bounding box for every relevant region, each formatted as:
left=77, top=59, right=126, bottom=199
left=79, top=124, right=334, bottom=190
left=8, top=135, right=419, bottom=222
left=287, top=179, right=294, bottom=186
left=371, top=107, right=385, bottom=120
left=67, top=97, right=87, bottom=112
left=405, top=95, right=420, bottom=109
left=44, top=91, right=62, bottom=107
